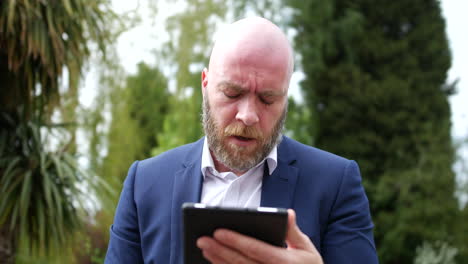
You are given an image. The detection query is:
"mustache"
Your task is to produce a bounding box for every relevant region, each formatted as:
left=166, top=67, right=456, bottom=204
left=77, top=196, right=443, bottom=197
left=224, top=123, right=263, bottom=140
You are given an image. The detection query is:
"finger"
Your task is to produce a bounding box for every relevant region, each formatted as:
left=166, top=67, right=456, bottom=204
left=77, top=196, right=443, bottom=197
left=201, top=249, right=228, bottom=264
left=213, top=229, right=285, bottom=263
left=285, top=209, right=315, bottom=251
left=198, top=236, right=257, bottom=264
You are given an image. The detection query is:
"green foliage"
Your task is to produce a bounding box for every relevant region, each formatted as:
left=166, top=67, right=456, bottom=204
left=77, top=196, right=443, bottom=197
left=126, top=63, right=170, bottom=149
left=0, top=0, right=118, bottom=262
left=414, top=241, right=458, bottom=264
left=71, top=211, right=111, bottom=264
left=153, top=0, right=229, bottom=154
left=98, top=62, right=170, bottom=189
left=84, top=63, right=170, bottom=264
left=289, top=0, right=462, bottom=262
left=284, top=97, right=316, bottom=146
left=228, top=0, right=287, bottom=25
left=152, top=0, right=294, bottom=155
left=0, top=0, right=115, bottom=118
left=0, top=109, right=111, bottom=261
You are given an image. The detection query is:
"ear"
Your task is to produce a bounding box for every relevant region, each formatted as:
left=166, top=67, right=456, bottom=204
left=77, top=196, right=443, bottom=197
left=201, top=68, right=209, bottom=95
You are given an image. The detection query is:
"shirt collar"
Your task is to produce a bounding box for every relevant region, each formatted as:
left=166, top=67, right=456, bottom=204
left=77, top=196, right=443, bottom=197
left=201, top=137, right=278, bottom=178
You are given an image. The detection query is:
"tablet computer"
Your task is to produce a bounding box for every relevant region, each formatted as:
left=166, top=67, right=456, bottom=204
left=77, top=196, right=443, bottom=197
left=182, top=203, right=288, bottom=264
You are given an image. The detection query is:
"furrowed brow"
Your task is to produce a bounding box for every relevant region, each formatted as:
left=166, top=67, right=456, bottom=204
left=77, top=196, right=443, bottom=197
left=258, top=90, right=286, bottom=97
left=217, top=81, right=246, bottom=93
left=217, top=81, right=286, bottom=97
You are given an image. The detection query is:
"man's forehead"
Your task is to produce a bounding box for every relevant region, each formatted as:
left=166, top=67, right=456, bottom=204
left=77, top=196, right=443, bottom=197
left=208, top=17, right=294, bottom=79
left=212, top=40, right=290, bottom=75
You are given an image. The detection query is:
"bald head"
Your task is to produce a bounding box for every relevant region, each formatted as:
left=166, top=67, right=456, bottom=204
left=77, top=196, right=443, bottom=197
left=208, top=17, right=294, bottom=91
left=201, top=17, right=292, bottom=174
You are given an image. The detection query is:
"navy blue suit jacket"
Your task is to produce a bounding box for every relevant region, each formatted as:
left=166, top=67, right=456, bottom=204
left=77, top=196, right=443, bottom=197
left=105, top=136, right=378, bottom=263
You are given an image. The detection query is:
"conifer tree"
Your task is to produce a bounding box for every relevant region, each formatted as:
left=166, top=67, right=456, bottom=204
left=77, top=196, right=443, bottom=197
left=289, top=0, right=461, bottom=262
left=100, top=62, right=170, bottom=189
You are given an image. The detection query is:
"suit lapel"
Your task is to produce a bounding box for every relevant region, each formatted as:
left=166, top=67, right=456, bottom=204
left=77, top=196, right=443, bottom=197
left=168, top=137, right=298, bottom=263
left=261, top=137, right=299, bottom=209
left=170, top=138, right=204, bottom=264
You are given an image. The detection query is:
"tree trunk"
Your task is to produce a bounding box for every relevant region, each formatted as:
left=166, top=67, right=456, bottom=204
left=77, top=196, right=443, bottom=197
left=0, top=226, right=15, bottom=264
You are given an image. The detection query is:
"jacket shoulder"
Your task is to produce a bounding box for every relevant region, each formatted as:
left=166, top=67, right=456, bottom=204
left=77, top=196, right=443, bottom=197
left=130, top=139, right=203, bottom=196
left=137, top=139, right=203, bottom=172
left=281, top=136, right=351, bottom=166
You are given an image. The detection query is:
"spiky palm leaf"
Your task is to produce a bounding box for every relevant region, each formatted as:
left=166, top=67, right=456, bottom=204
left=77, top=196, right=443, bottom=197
left=0, top=0, right=114, bottom=117
left=0, top=0, right=117, bottom=261
left=0, top=109, right=113, bottom=259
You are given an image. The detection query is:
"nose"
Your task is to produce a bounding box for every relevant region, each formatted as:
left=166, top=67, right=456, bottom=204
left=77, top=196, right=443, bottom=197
left=235, top=97, right=259, bottom=126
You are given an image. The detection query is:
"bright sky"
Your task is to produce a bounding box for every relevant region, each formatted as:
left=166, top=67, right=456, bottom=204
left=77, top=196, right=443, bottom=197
left=441, top=0, right=468, bottom=200
left=81, top=1, right=468, bottom=187
left=442, top=0, right=468, bottom=141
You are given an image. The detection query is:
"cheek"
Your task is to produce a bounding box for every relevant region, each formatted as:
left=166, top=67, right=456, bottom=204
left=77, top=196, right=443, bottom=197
left=211, top=102, right=237, bottom=128
left=259, top=106, right=284, bottom=132
left=259, top=117, right=275, bottom=134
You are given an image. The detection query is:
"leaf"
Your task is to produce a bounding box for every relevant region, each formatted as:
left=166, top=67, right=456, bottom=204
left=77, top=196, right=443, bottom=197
left=0, top=0, right=121, bottom=259
left=0, top=156, right=22, bottom=191
left=62, top=0, right=73, bottom=15
left=19, top=170, right=32, bottom=228
left=42, top=158, right=54, bottom=222
left=7, top=0, right=17, bottom=33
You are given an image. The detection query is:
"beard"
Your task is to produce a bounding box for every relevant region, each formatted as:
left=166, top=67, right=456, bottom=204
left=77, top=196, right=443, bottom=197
left=202, top=96, right=286, bottom=172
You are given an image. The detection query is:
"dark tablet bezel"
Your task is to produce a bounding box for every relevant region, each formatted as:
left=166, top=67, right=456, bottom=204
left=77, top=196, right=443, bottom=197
left=182, top=203, right=288, bottom=264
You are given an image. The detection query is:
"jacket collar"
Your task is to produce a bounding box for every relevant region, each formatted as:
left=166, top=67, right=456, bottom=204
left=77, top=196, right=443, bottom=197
left=170, top=138, right=204, bottom=264
left=172, top=135, right=299, bottom=208
left=260, top=136, right=299, bottom=209
left=170, top=136, right=298, bottom=264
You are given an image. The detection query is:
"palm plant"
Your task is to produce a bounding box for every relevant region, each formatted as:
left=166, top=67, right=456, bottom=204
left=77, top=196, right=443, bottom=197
left=0, top=108, right=113, bottom=262
left=0, top=0, right=114, bottom=116
left=0, top=0, right=116, bottom=262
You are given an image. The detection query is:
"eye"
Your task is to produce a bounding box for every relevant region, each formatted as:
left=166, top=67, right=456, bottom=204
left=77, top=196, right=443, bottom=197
left=224, top=91, right=240, bottom=99
left=260, top=96, right=273, bottom=105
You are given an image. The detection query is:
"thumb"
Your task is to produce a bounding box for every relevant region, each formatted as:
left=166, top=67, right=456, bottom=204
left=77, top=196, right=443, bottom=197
left=285, top=209, right=315, bottom=251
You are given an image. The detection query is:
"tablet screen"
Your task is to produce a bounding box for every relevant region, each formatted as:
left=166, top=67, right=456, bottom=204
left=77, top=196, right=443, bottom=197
left=182, top=203, right=288, bottom=264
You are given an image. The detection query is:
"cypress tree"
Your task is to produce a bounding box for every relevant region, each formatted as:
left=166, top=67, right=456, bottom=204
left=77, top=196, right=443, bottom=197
left=289, top=0, right=461, bottom=262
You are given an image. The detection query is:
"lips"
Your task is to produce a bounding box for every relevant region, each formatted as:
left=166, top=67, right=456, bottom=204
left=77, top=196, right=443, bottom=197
left=227, top=135, right=258, bottom=147
left=234, top=135, right=254, bottom=141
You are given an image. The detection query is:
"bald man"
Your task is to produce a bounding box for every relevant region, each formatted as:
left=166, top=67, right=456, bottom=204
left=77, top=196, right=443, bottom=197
left=105, top=17, right=378, bottom=264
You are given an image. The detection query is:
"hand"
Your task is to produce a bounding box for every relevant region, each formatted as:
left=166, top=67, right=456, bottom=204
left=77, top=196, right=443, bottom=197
left=196, top=209, right=323, bottom=264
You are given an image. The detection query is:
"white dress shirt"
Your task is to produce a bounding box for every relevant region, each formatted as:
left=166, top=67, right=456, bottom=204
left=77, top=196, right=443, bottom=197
left=200, top=138, right=278, bottom=208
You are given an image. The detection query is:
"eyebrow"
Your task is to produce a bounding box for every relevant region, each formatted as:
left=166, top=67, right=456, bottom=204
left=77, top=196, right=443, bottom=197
left=218, top=81, right=245, bottom=93
left=217, top=81, right=286, bottom=97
